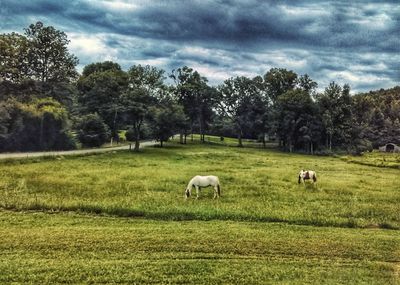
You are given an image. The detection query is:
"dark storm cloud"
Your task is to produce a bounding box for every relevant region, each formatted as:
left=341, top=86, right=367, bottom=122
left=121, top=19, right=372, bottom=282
left=0, top=0, right=399, bottom=92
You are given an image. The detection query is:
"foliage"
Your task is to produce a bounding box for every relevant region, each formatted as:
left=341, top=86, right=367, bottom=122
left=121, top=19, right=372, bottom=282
left=218, top=76, right=260, bottom=146
left=76, top=113, right=110, bottom=147
left=123, top=65, right=164, bottom=151
left=24, top=21, right=79, bottom=83
left=147, top=100, right=187, bottom=147
left=77, top=64, right=128, bottom=138
left=170, top=66, right=215, bottom=142
left=0, top=33, right=30, bottom=82
left=263, top=68, right=298, bottom=102
left=1, top=22, right=400, bottom=154
left=0, top=97, right=75, bottom=151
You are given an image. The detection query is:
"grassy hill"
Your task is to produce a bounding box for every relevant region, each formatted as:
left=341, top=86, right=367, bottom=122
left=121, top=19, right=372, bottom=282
left=0, top=141, right=399, bottom=284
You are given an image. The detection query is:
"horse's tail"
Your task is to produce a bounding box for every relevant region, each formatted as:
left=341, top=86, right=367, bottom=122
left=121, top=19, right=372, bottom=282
left=217, top=184, right=221, bottom=197
left=313, top=172, right=317, bottom=182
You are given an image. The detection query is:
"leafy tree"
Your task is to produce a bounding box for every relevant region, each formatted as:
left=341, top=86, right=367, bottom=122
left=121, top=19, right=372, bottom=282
left=276, top=89, right=320, bottom=152
left=263, top=68, right=298, bottom=103
left=0, top=98, right=75, bottom=151
left=77, top=62, right=128, bottom=141
left=24, top=22, right=78, bottom=83
left=170, top=66, right=213, bottom=143
left=219, top=76, right=259, bottom=147
left=249, top=75, right=274, bottom=147
left=147, top=99, right=186, bottom=147
left=316, top=82, right=353, bottom=150
left=76, top=113, right=110, bottom=147
left=0, top=33, right=30, bottom=82
left=297, top=74, right=318, bottom=96
left=122, top=65, right=165, bottom=151
left=82, top=61, right=122, bottom=77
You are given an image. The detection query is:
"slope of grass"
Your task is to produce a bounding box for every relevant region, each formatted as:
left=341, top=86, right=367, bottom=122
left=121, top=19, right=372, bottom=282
left=1, top=142, right=399, bottom=283
left=0, top=142, right=399, bottom=229
left=341, top=151, right=400, bottom=169
left=0, top=211, right=399, bottom=284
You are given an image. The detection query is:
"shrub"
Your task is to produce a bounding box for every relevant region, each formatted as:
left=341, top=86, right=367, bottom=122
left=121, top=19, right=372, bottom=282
left=76, top=113, right=110, bottom=147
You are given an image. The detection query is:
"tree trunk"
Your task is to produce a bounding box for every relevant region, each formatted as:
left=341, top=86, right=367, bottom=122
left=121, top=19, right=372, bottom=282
left=310, top=141, right=314, bottom=155
left=238, top=126, right=243, bottom=147
left=134, top=124, right=140, bottom=152
left=184, top=133, right=187, bottom=144
left=179, top=133, right=183, bottom=144
left=329, top=133, right=332, bottom=151
left=111, top=109, right=118, bottom=145
left=199, top=115, right=204, bottom=143
left=40, top=115, right=44, bottom=150
left=262, top=132, right=266, bottom=148
left=160, top=140, right=163, bottom=147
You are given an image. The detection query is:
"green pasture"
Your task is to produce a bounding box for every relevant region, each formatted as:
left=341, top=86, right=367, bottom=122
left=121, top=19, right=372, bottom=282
left=0, top=141, right=399, bottom=283
left=1, top=142, right=399, bottom=229
left=341, top=150, right=400, bottom=169
left=0, top=211, right=398, bottom=284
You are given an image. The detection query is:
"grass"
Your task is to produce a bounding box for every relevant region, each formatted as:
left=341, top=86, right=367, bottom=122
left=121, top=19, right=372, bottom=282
left=1, top=141, right=399, bottom=229
left=341, top=150, right=400, bottom=169
left=0, top=211, right=399, bottom=284
left=0, top=140, right=399, bottom=283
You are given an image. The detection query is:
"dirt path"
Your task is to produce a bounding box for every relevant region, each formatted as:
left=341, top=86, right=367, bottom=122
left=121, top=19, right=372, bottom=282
left=0, top=141, right=157, bottom=160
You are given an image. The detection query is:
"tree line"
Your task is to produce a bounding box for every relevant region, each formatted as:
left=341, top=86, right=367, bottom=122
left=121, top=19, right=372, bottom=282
left=1, top=22, right=399, bottom=154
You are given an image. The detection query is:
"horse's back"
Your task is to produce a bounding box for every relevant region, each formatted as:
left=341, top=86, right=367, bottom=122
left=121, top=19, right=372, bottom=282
left=206, top=175, right=219, bottom=184
left=192, top=175, right=219, bottom=185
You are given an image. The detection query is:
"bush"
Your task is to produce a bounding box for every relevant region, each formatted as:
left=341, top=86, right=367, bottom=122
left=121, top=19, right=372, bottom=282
left=125, top=123, right=152, bottom=142
left=76, top=114, right=110, bottom=147
left=0, top=98, right=77, bottom=152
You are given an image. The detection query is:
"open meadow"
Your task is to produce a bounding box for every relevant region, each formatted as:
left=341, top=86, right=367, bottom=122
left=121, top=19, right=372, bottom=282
left=0, top=141, right=399, bottom=284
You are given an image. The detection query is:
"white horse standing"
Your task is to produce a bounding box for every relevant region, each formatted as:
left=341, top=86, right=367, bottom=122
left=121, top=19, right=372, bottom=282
left=185, top=175, right=221, bottom=199
left=298, top=170, right=317, bottom=185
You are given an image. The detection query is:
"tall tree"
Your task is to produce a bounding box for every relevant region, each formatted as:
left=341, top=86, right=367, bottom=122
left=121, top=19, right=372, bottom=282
left=316, top=82, right=353, bottom=150
left=263, top=68, right=298, bottom=103
left=219, top=76, right=259, bottom=147
left=123, top=65, right=165, bottom=151
left=148, top=98, right=186, bottom=147
left=77, top=62, right=128, bottom=142
left=276, top=89, right=320, bottom=152
left=170, top=66, right=211, bottom=143
left=0, top=33, right=30, bottom=82
left=24, top=22, right=78, bottom=83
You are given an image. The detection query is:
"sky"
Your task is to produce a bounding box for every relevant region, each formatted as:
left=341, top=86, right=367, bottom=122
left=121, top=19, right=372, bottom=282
left=0, top=0, right=399, bottom=93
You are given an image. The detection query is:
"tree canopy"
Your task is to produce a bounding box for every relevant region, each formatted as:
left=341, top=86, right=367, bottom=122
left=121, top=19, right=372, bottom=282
left=0, top=22, right=399, bottom=153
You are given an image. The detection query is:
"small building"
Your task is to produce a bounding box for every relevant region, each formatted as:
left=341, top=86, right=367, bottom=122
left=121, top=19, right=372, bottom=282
left=379, top=143, right=400, bottom=153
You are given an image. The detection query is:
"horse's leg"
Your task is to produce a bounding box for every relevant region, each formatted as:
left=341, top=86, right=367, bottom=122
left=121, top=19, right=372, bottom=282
left=213, top=186, right=218, bottom=199
left=195, top=185, right=200, bottom=199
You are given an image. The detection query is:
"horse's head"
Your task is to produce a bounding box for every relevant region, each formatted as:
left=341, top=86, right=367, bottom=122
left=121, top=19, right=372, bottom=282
left=185, top=188, right=191, bottom=198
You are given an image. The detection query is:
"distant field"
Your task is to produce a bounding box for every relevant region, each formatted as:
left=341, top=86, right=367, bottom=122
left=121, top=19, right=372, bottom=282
left=341, top=150, right=400, bottom=169
left=0, top=141, right=399, bottom=283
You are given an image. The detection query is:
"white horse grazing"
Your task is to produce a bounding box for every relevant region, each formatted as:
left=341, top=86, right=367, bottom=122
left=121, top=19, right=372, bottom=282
left=298, top=170, right=317, bottom=185
left=185, top=175, right=221, bottom=199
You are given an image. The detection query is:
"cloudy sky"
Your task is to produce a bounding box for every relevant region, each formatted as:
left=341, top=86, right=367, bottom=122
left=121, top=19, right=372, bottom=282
left=0, top=0, right=399, bottom=93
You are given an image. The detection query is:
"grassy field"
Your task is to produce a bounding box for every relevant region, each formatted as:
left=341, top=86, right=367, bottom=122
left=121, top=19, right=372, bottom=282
left=341, top=150, right=400, bottom=169
left=0, top=141, right=399, bottom=284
